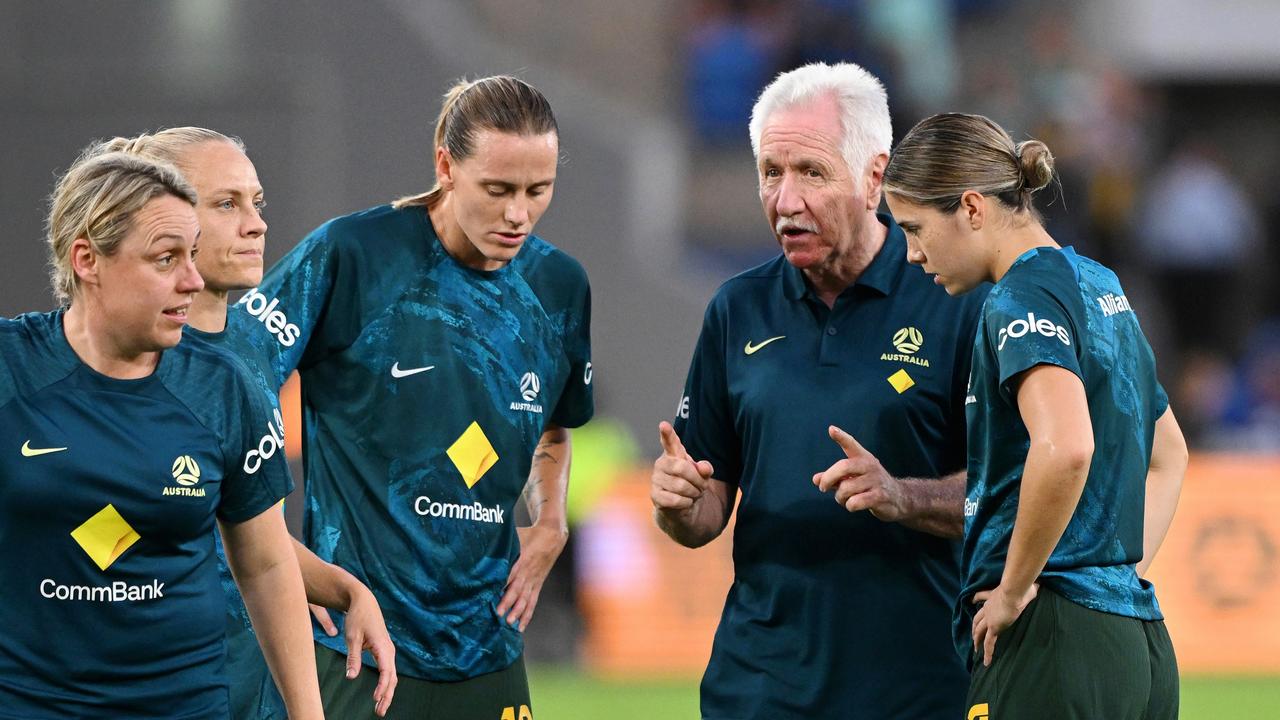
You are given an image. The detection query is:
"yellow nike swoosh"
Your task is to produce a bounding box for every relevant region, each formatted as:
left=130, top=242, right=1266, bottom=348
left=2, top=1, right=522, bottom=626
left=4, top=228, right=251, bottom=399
left=744, top=336, right=786, bottom=355
left=21, top=441, right=67, bottom=457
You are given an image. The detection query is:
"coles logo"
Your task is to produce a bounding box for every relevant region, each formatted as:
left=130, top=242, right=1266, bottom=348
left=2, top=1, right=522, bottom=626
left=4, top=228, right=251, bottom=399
left=243, top=407, right=286, bottom=475
left=997, top=312, right=1070, bottom=352
left=237, top=289, right=301, bottom=347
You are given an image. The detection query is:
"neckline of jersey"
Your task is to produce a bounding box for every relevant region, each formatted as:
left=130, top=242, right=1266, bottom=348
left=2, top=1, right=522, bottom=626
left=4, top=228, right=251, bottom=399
left=781, top=212, right=906, bottom=302
left=1001, top=244, right=1077, bottom=283
left=53, top=308, right=169, bottom=388
left=184, top=324, right=227, bottom=344
left=414, top=205, right=521, bottom=279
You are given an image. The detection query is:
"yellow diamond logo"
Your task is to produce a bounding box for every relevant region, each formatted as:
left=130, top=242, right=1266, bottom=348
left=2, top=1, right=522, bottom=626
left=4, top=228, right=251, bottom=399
left=70, top=504, right=140, bottom=571
left=887, top=369, right=915, bottom=394
left=447, top=421, right=499, bottom=489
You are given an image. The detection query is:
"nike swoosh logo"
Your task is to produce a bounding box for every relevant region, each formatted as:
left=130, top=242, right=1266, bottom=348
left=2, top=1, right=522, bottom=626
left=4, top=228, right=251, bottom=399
left=21, top=441, right=67, bottom=457
left=744, top=336, right=786, bottom=355
left=391, top=362, right=435, bottom=378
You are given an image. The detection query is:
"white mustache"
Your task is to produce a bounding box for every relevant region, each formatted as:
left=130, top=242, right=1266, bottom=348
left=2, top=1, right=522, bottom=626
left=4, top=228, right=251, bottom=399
left=776, top=217, right=818, bottom=235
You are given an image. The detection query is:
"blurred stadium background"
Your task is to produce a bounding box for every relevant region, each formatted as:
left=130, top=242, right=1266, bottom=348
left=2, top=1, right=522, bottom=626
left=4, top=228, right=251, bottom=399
left=4, top=1, right=1280, bottom=717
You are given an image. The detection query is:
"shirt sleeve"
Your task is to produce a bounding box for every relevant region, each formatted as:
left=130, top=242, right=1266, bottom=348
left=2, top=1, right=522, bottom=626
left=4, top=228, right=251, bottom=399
left=550, top=278, right=594, bottom=429
left=1152, top=380, right=1170, bottom=419
left=984, top=281, right=1083, bottom=402
left=672, top=296, right=742, bottom=487
left=217, top=369, right=294, bottom=523
left=231, top=221, right=341, bottom=386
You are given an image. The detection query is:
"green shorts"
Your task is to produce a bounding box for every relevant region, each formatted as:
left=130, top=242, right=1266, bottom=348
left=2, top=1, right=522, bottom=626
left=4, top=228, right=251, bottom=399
left=316, top=644, right=532, bottom=720
left=965, top=588, right=1177, bottom=720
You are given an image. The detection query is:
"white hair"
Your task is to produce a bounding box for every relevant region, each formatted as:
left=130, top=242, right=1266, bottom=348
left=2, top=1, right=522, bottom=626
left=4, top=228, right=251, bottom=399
left=749, top=62, right=892, bottom=177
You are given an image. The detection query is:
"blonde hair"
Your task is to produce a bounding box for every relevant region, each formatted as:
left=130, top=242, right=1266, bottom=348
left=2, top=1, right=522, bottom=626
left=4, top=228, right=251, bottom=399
left=884, top=113, right=1055, bottom=215
left=95, top=126, right=245, bottom=170
left=393, top=75, right=558, bottom=209
left=749, top=62, right=892, bottom=177
left=46, top=148, right=196, bottom=305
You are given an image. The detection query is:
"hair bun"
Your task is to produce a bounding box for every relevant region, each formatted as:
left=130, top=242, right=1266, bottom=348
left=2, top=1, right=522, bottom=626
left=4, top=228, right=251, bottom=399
left=1015, top=140, right=1054, bottom=193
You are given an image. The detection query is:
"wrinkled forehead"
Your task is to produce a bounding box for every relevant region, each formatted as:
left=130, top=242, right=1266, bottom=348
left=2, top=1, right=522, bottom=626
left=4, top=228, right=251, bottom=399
left=130, top=194, right=200, bottom=247
left=758, top=98, right=846, bottom=165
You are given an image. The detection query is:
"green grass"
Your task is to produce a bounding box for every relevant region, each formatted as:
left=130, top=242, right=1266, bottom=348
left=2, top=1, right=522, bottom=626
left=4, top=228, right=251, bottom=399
left=530, top=666, right=1280, bottom=719
left=1181, top=676, right=1280, bottom=719
left=529, top=667, right=698, bottom=718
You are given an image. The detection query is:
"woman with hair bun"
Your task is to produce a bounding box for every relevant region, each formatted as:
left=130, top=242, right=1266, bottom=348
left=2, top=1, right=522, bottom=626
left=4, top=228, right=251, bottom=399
left=884, top=113, right=1185, bottom=719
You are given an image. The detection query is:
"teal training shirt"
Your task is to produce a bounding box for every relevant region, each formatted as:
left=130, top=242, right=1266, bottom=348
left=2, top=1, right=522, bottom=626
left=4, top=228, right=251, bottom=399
left=184, top=324, right=289, bottom=720
left=0, top=310, right=292, bottom=719
left=675, top=215, right=986, bottom=720
left=227, top=204, right=593, bottom=680
left=959, top=246, right=1167, bottom=663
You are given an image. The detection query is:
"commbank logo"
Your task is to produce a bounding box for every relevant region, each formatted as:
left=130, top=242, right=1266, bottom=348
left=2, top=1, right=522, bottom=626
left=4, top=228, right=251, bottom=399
left=997, top=312, right=1070, bottom=351
left=243, top=407, right=286, bottom=475
left=40, top=578, right=164, bottom=602
left=71, top=504, right=140, bottom=571
left=414, top=497, right=505, bottom=524
left=52, top=505, right=165, bottom=602
left=237, top=288, right=301, bottom=347
left=446, top=421, right=499, bottom=489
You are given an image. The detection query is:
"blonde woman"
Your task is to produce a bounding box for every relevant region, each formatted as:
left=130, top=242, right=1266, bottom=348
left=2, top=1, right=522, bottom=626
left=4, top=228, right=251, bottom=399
left=105, top=127, right=397, bottom=718
left=0, top=150, right=323, bottom=718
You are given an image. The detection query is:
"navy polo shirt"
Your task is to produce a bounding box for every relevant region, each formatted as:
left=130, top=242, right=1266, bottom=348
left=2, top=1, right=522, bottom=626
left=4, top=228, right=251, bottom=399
left=673, top=214, right=987, bottom=720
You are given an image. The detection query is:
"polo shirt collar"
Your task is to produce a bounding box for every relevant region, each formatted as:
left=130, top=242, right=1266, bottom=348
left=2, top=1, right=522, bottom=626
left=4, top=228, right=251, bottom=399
left=781, top=213, right=906, bottom=301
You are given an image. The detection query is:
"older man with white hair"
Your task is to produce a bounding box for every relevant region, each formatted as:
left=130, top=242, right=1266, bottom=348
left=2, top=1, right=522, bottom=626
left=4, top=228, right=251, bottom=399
left=650, top=62, right=987, bottom=718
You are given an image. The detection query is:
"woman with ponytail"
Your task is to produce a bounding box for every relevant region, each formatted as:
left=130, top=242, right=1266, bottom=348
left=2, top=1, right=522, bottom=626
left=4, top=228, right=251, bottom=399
left=884, top=113, right=1185, bottom=720
left=227, top=75, right=592, bottom=719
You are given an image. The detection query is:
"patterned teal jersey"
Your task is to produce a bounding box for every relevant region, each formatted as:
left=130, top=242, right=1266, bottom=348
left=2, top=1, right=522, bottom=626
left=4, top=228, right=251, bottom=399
left=228, top=204, right=594, bottom=680
left=0, top=310, right=292, bottom=719
left=184, top=325, right=289, bottom=720
left=959, top=246, right=1168, bottom=659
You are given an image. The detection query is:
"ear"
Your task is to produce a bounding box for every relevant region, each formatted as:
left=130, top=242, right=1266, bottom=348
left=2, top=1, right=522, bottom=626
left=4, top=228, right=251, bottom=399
left=958, top=190, right=986, bottom=231
left=69, top=237, right=99, bottom=289
left=865, top=152, right=889, bottom=211
left=434, top=146, right=455, bottom=192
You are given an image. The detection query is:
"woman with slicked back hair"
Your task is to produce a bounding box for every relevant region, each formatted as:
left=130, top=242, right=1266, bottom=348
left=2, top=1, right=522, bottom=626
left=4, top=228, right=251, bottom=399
left=226, top=75, right=592, bottom=719
left=884, top=113, right=1185, bottom=720
left=0, top=149, right=323, bottom=718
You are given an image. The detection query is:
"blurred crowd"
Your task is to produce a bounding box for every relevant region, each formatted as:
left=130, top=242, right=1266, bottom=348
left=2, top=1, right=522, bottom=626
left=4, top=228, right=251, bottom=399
left=682, top=0, right=1280, bottom=451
